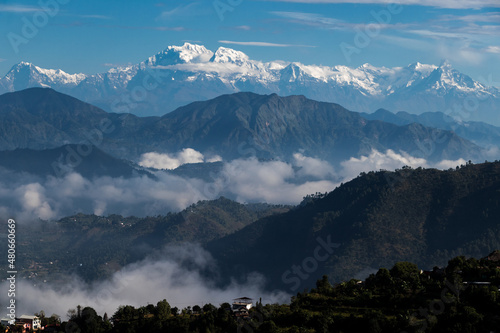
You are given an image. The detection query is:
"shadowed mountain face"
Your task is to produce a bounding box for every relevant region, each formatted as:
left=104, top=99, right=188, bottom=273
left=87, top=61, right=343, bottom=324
left=0, top=88, right=485, bottom=164
left=361, top=108, right=500, bottom=148
left=15, top=197, right=290, bottom=283
left=148, top=92, right=482, bottom=163
left=0, top=145, right=150, bottom=179
left=206, top=162, right=500, bottom=290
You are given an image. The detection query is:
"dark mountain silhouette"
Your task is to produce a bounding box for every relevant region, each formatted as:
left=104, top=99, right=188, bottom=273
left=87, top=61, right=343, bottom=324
left=15, top=197, right=290, bottom=282
left=0, top=144, right=150, bottom=178
left=0, top=88, right=485, bottom=164
left=206, top=161, right=500, bottom=290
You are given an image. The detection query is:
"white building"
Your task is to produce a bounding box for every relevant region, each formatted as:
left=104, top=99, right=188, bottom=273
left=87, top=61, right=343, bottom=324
left=232, top=297, right=253, bottom=311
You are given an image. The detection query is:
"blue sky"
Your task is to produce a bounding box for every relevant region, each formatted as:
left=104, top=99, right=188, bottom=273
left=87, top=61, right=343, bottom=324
left=1, top=0, right=499, bottom=86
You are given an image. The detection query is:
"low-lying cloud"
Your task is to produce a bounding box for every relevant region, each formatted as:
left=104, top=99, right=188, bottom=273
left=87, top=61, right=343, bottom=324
left=0, top=149, right=470, bottom=224
left=1, top=243, right=290, bottom=318
left=138, top=148, right=222, bottom=170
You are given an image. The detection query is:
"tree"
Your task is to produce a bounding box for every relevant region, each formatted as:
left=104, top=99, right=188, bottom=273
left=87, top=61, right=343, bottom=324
left=192, top=305, right=201, bottom=314
left=316, top=275, right=333, bottom=294
left=48, top=314, right=61, bottom=325
left=171, top=307, right=179, bottom=316
left=203, top=303, right=217, bottom=313
left=390, top=262, right=421, bottom=291
left=156, top=299, right=171, bottom=321
left=80, top=307, right=103, bottom=333
left=67, top=308, right=77, bottom=320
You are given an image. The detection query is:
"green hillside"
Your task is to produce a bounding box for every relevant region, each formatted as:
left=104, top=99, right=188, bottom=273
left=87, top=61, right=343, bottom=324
left=208, top=161, right=500, bottom=290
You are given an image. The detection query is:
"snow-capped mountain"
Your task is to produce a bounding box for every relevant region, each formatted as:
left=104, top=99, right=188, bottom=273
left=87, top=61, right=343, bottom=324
left=1, top=43, right=499, bottom=124
left=0, top=62, right=86, bottom=92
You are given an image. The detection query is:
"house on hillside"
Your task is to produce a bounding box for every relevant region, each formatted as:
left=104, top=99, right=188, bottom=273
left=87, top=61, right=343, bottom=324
left=232, top=297, right=253, bottom=317
left=17, top=315, right=41, bottom=331
left=0, top=318, right=14, bottom=326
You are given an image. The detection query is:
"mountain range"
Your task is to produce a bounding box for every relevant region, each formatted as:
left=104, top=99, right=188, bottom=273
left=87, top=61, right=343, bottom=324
left=14, top=161, right=500, bottom=291
left=0, top=88, right=485, bottom=165
left=361, top=109, right=500, bottom=149
left=207, top=161, right=500, bottom=289
left=1, top=43, right=499, bottom=125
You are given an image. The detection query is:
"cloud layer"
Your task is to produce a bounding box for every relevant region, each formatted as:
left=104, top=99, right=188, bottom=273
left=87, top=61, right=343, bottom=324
left=0, top=148, right=469, bottom=224
left=1, top=243, right=290, bottom=317
left=0, top=148, right=471, bottom=320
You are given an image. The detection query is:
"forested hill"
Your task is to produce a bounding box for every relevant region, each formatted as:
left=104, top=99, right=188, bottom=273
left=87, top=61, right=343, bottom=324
left=14, top=197, right=290, bottom=283
left=208, top=161, right=500, bottom=289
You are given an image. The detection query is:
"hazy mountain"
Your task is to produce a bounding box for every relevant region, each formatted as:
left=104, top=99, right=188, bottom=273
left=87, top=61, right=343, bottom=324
left=361, top=108, right=500, bottom=148
left=207, top=161, right=500, bottom=290
left=0, top=145, right=150, bottom=179
left=1, top=43, right=498, bottom=124
left=0, top=88, right=485, bottom=164
left=0, top=87, right=156, bottom=155
left=150, top=91, right=483, bottom=163
left=15, top=197, right=290, bottom=282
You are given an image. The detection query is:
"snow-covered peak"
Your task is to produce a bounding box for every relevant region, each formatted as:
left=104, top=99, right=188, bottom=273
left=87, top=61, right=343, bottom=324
left=439, top=59, right=453, bottom=70
left=1, top=43, right=498, bottom=120
left=145, top=43, right=213, bottom=66
left=280, top=62, right=305, bottom=82
left=210, top=47, right=250, bottom=65
left=34, top=66, right=87, bottom=85
left=15, top=61, right=34, bottom=68
left=406, top=62, right=437, bottom=76
left=4, top=62, right=86, bottom=87
left=416, top=61, right=491, bottom=95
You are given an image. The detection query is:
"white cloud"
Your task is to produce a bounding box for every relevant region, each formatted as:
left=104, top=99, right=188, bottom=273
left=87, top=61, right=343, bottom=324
left=139, top=149, right=207, bottom=170
left=220, top=157, right=337, bottom=204
left=433, top=158, right=468, bottom=170
left=0, top=170, right=209, bottom=223
left=206, top=155, right=223, bottom=163
left=219, top=40, right=316, bottom=48
left=440, top=12, right=500, bottom=23
left=0, top=4, right=41, bottom=13
left=234, top=25, right=252, bottom=30
left=261, top=0, right=500, bottom=9
left=158, top=2, right=200, bottom=19
left=79, top=14, right=112, bottom=20
left=153, top=62, right=262, bottom=76
left=16, top=183, right=55, bottom=220
left=293, top=153, right=336, bottom=178
left=339, top=149, right=428, bottom=179
left=485, top=46, right=500, bottom=54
